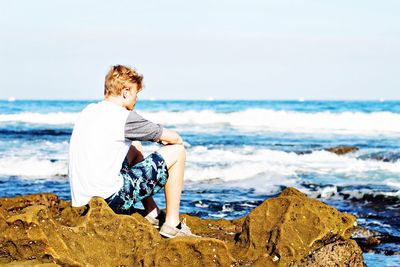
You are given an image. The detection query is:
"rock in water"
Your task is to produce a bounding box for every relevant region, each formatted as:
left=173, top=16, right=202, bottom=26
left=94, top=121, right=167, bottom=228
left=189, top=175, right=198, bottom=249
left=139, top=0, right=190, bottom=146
left=326, top=146, right=359, bottom=155
left=0, top=188, right=364, bottom=266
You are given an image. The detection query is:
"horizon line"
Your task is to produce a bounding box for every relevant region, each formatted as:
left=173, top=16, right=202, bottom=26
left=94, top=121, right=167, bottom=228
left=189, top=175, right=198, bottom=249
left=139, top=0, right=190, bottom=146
left=1, top=98, right=399, bottom=102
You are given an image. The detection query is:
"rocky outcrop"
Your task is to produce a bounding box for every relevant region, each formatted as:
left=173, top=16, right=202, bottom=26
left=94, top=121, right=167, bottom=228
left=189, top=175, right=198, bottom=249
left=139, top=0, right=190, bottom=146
left=326, top=146, right=359, bottom=155
left=231, top=188, right=362, bottom=266
left=0, top=188, right=364, bottom=266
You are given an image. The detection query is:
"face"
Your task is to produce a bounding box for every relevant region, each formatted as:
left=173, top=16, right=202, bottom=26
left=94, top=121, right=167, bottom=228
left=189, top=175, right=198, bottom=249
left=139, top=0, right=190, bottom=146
left=123, top=84, right=139, bottom=110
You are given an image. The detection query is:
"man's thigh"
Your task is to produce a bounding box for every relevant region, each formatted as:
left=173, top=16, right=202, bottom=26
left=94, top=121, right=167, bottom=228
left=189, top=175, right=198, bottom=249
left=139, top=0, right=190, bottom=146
left=157, top=144, right=186, bottom=169
left=105, top=151, right=169, bottom=214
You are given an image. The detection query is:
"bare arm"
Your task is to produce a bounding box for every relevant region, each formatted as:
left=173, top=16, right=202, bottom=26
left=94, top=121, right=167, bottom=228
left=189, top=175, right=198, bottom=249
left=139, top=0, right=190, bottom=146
left=158, top=128, right=183, bottom=145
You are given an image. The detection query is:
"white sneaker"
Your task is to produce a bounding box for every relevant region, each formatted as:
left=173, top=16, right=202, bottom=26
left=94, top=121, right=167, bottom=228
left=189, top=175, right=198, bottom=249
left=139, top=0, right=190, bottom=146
left=144, top=209, right=166, bottom=229
left=159, top=218, right=199, bottom=238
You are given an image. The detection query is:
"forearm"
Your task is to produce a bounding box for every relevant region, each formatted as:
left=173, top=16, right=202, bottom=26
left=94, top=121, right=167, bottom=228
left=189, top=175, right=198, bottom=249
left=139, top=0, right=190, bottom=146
left=158, top=128, right=183, bottom=145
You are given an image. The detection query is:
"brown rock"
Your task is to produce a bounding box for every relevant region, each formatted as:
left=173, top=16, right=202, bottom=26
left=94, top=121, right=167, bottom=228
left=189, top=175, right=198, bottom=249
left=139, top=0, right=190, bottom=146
left=352, top=226, right=385, bottom=253
left=235, top=187, right=357, bottom=266
left=365, top=236, right=381, bottom=246
left=0, top=188, right=364, bottom=266
left=0, top=259, right=60, bottom=266
left=0, top=195, right=235, bottom=266
left=300, top=240, right=365, bottom=266
left=352, top=226, right=380, bottom=239
left=326, top=146, right=359, bottom=155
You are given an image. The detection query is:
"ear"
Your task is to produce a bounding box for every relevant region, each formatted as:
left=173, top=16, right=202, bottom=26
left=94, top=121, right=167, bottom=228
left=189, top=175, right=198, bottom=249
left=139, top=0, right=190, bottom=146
left=122, top=88, right=129, bottom=98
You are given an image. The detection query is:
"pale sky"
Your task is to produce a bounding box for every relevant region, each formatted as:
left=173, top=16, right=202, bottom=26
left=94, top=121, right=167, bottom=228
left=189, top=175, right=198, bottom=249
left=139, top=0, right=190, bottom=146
left=0, top=0, right=399, bottom=100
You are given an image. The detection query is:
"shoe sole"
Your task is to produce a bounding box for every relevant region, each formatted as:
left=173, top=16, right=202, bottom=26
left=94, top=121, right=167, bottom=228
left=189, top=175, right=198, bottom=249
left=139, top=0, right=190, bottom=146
left=159, top=231, right=176, bottom=238
left=159, top=231, right=199, bottom=238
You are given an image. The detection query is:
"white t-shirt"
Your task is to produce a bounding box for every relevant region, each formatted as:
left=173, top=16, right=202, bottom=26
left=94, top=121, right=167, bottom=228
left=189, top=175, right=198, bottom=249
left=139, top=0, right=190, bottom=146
left=68, top=100, right=162, bottom=207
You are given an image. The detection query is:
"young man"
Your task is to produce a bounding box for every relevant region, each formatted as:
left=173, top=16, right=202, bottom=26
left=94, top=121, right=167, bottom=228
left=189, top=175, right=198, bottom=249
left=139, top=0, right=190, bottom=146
left=68, top=65, right=196, bottom=238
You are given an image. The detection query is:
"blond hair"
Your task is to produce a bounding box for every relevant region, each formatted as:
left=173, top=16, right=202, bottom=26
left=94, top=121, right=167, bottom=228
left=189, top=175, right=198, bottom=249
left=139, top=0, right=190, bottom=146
left=104, top=65, right=143, bottom=97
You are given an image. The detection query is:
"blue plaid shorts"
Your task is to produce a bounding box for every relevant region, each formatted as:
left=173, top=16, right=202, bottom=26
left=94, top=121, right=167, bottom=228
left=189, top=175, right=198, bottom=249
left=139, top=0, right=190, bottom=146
left=105, top=151, right=169, bottom=214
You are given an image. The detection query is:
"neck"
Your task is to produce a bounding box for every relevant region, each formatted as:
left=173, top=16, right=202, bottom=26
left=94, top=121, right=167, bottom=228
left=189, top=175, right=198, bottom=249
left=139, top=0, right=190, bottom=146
left=104, top=95, right=125, bottom=108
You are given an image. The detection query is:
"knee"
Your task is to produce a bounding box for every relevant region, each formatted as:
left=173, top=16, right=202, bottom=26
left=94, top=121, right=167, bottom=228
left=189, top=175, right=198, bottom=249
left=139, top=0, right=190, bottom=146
left=158, top=144, right=186, bottom=165
left=179, top=144, right=186, bottom=161
left=173, top=144, right=186, bottom=161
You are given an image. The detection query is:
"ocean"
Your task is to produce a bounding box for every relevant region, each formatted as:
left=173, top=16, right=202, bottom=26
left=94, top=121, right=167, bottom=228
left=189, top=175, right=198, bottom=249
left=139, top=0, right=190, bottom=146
left=0, top=99, right=399, bottom=266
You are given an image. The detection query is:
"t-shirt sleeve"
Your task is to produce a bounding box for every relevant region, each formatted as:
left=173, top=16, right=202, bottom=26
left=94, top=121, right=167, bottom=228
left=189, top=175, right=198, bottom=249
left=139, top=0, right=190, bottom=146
left=124, top=111, right=163, bottom=142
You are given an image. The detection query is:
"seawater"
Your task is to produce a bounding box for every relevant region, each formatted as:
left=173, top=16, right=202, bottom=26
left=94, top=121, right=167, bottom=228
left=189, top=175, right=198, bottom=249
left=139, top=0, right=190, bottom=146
left=1, top=100, right=399, bottom=265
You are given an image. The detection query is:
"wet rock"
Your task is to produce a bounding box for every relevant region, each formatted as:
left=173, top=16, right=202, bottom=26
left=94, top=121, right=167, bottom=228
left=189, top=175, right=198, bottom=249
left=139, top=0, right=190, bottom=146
left=352, top=226, right=380, bottom=239
left=359, top=151, right=400, bottom=163
left=352, top=226, right=400, bottom=255
left=352, top=226, right=382, bottom=248
left=0, top=188, right=364, bottom=266
left=295, top=150, right=313, bottom=155
left=326, top=146, right=359, bottom=155
left=365, top=236, right=381, bottom=246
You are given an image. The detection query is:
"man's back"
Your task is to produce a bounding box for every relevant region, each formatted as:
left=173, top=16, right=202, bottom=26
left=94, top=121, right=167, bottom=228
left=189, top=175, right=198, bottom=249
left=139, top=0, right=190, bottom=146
left=68, top=101, right=130, bottom=207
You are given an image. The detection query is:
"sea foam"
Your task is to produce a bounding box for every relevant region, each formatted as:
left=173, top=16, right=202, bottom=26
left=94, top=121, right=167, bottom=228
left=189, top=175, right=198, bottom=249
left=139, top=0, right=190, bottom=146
left=0, top=156, right=67, bottom=178
left=1, top=146, right=399, bottom=180
left=142, top=109, right=400, bottom=135
left=1, top=110, right=400, bottom=135
left=0, top=112, right=78, bottom=125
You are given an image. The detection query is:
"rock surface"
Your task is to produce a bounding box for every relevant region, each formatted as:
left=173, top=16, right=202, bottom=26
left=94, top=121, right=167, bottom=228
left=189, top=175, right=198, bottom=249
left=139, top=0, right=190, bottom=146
left=0, top=188, right=365, bottom=266
left=300, top=240, right=364, bottom=266
left=326, top=146, right=359, bottom=155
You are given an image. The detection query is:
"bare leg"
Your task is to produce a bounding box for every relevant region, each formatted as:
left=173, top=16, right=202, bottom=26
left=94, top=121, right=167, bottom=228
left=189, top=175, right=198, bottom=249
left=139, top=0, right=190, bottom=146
left=127, top=141, right=159, bottom=216
left=157, top=144, right=186, bottom=227
left=126, top=141, right=144, bottom=166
